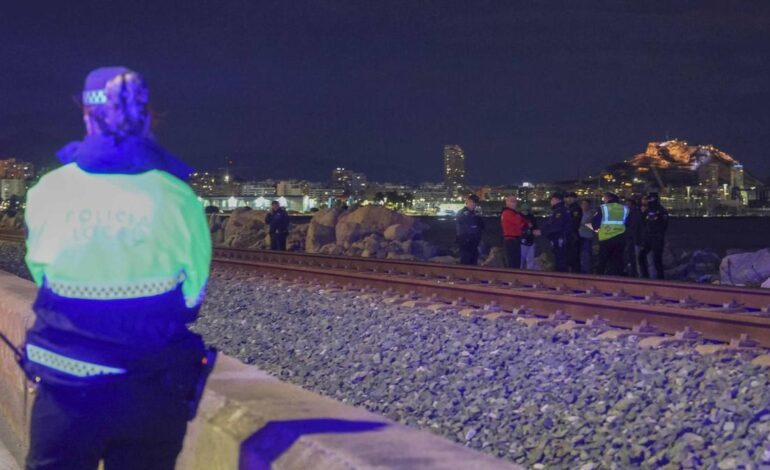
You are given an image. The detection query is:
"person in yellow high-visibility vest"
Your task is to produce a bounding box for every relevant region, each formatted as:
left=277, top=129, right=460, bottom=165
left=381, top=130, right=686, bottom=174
left=589, top=192, right=629, bottom=276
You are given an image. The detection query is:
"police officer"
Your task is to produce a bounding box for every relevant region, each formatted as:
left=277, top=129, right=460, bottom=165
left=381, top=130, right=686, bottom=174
left=565, top=191, right=582, bottom=272
left=542, top=192, right=571, bottom=272
left=638, top=192, right=669, bottom=279
left=591, top=192, right=629, bottom=276
left=22, top=67, right=214, bottom=469
left=456, top=194, right=484, bottom=265
left=265, top=200, right=290, bottom=250
left=624, top=195, right=644, bottom=277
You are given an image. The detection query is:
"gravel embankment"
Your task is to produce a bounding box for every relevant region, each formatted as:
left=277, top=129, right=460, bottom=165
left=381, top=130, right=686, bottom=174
left=2, top=241, right=770, bottom=468
left=194, top=269, right=770, bottom=469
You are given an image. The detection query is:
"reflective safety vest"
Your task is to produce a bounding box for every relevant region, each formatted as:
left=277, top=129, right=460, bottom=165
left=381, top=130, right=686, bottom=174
left=598, top=203, right=628, bottom=241
left=23, top=162, right=211, bottom=382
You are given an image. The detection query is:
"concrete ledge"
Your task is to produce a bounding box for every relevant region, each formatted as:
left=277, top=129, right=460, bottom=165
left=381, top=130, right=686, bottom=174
left=0, top=271, right=36, bottom=463
left=0, top=270, right=519, bottom=469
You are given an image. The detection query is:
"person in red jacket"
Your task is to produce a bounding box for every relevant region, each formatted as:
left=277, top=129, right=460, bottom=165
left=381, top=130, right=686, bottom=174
left=500, top=196, right=530, bottom=269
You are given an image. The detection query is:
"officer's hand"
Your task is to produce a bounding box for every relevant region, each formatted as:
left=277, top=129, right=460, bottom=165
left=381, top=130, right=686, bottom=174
left=533, top=229, right=542, bottom=236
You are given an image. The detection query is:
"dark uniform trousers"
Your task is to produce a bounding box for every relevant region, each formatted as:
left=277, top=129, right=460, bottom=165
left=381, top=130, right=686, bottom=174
left=458, top=237, right=480, bottom=265
left=566, top=234, right=581, bottom=273
left=551, top=237, right=568, bottom=272
left=597, top=234, right=626, bottom=276
left=503, top=238, right=522, bottom=269
left=270, top=231, right=288, bottom=251
left=639, top=236, right=665, bottom=279
left=26, top=373, right=189, bottom=470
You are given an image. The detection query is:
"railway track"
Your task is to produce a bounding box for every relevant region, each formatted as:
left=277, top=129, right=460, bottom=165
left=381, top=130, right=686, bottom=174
left=212, top=247, right=770, bottom=348
left=3, top=229, right=770, bottom=348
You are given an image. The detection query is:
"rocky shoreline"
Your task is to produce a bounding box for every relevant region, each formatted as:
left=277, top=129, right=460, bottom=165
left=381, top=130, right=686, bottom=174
left=4, top=206, right=770, bottom=285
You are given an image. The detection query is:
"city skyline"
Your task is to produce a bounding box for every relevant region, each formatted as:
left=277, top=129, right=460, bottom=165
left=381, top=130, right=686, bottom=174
left=1, top=2, right=769, bottom=184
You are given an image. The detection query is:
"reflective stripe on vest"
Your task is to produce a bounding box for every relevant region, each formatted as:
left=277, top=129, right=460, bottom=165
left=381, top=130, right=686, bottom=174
left=26, top=344, right=126, bottom=377
left=598, top=203, right=628, bottom=241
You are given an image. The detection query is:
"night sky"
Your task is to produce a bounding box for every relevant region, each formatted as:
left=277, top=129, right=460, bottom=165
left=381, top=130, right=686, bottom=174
left=1, top=1, right=769, bottom=184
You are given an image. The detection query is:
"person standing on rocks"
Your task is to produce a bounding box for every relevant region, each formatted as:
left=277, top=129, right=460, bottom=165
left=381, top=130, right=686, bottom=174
left=456, top=194, right=485, bottom=265
left=565, top=192, right=583, bottom=273
left=266, top=200, right=290, bottom=250
left=542, top=192, right=571, bottom=272
left=624, top=195, right=644, bottom=277
left=578, top=198, right=595, bottom=274
left=500, top=195, right=529, bottom=269
left=519, top=201, right=540, bottom=269
left=638, top=192, right=669, bottom=279
left=21, top=67, right=214, bottom=469
left=591, top=191, right=629, bottom=276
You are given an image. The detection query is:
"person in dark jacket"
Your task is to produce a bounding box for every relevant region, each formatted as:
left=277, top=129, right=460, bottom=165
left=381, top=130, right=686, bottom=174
left=638, top=192, right=669, bottom=279
left=565, top=192, right=582, bottom=272
left=578, top=198, right=595, bottom=274
left=591, top=192, right=628, bottom=276
left=519, top=202, right=540, bottom=269
left=500, top=195, right=529, bottom=269
left=542, top=192, right=571, bottom=272
left=624, top=195, right=644, bottom=277
left=456, top=194, right=485, bottom=265
left=265, top=201, right=290, bottom=250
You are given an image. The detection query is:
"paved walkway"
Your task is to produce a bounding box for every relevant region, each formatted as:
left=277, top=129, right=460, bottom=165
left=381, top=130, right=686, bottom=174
left=0, top=434, right=20, bottom=470
left=0, top=410, right=21, bottom=470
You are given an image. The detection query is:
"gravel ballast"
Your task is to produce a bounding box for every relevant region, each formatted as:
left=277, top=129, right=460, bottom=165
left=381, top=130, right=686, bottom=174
left=2, top=241, right=770, bottom=468
left=194, top=268, right=770, bottom=469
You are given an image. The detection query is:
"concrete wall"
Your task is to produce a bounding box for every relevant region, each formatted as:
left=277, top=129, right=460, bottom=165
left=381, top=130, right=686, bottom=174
left=0, top=270, right=519, bottom=469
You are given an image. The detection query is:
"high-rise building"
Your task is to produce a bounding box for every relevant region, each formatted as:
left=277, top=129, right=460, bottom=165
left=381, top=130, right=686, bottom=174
left=443, top=145, right=465, bottom=195
left=0, top=158, right=34, bottom=179
left=331, top=168, right=354, bottom=191
left=351, top=172, right=368, bottom=195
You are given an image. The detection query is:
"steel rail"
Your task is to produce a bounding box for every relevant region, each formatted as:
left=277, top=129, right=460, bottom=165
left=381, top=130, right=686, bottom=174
left=213, top=247, right=770, bottom=312
left=0, top=230, right=24, bottom=243
left=211, top=256, right=770, bottom=347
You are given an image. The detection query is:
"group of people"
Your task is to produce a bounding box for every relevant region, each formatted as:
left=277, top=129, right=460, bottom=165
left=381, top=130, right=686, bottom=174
left=455, top=190, right=669, bottom=278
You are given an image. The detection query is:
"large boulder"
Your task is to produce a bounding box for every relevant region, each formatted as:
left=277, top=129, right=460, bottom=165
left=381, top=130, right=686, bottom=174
left=287, top=223, right=308, bottom=251
left=383, top=223, right=415, bottom=242
left=720, top=248, right=770, bottom=286
left=533, top=251, right=553, bottom=272
left=403, top=240, right=440, bottom=260
left=481, top=246, right=505, bottom=268
left=335, top=206, right=420, bottom=246
left=665, top=249, right=721, bottom=282
left=306, top=208, right=343, bottom=252
left=0, top=212, right=23, bottom=230
left=318, top=243, right=344, bottom=256
left=223, top=208, right=268, bottom=249
left=335, top=221, right=363, bottom=246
